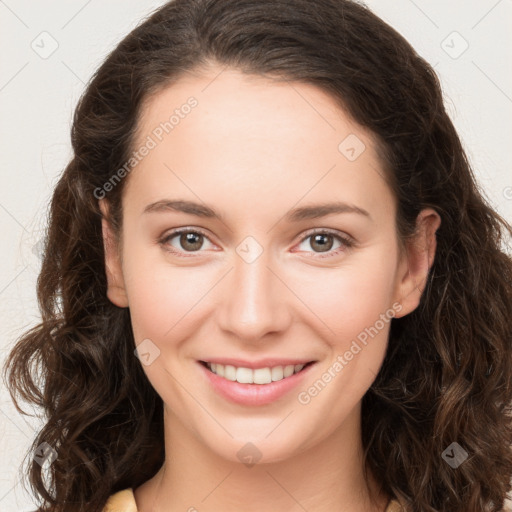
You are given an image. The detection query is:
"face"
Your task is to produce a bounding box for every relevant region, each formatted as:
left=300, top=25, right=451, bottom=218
left=101, top=65, right=438, bottom=464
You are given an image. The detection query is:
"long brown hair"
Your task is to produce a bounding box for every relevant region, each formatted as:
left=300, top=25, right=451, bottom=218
left=4, top=0, right=512, bottom=510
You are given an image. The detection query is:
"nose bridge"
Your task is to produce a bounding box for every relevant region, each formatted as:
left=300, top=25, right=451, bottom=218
left=216, top=240, right=290, bottom=341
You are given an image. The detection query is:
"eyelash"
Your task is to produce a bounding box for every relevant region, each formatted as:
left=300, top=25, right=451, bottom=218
left=157, top=227, right=354, bottom=259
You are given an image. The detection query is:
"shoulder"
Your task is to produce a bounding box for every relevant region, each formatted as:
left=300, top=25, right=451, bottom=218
left=102, top=488, right=138, bottom=512
left=385, top=498, right=512, bottom=511
left=100, top=491, right=512, bottom=512
left=385, top=499, right=403, bottom=512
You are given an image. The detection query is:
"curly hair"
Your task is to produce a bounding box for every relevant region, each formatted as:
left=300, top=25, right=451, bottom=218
left=4, top=0, right=512, bottom=510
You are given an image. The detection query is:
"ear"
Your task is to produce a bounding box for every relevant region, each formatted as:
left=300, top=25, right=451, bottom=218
left=99, top=199, right=129, bottom=308
left=393, top=208, right=441, bottom=318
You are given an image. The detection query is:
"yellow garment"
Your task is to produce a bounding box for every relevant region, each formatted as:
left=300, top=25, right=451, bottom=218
left=102, top=487, right=404, bottom=511
left=103, top=488, right=138, bottom=512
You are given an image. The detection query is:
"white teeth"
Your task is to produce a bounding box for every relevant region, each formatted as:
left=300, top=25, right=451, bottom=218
left=283, top=365, right=295, bottom=378
left=224, top=365, right=236, bottom=381
left=253, top=368, right=272, bottom=384
left=236, top=367, right=253, bottom=384
left=205, top=362, right=308, bottom=384
left=271, top=366, right=284, bottom=381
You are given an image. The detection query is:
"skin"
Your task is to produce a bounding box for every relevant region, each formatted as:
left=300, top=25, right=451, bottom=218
left=100, top=64, right=440, bottom=512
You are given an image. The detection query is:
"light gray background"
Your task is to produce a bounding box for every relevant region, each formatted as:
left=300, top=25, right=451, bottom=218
left=1, top=1, right=511, bottom=509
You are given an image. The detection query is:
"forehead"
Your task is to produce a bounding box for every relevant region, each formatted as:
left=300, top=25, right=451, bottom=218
left=125, top=66, right=394, bottom=222
left=135, top=66, right=378, bottom=159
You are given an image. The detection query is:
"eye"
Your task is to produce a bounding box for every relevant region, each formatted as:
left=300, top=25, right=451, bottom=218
left=158, top=227, right=354, bottom=259
left=158, top=228, right=216, bottom=257
left=294, top=228, right=354, bottom=259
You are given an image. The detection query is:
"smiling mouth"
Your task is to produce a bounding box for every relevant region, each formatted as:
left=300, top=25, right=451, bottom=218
left=199, top=360, right=316, bottom=385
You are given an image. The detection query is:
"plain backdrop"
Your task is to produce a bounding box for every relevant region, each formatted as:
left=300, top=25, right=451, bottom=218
left=0, top=0, right=511, bottom=509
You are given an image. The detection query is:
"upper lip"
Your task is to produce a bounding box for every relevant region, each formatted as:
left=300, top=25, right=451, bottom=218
left=199, top=358, right=316, bottom=370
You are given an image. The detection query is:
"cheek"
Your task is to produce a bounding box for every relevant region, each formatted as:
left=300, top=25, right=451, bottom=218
left=298, top=252, right=399, bottom=347
left=124, top=263, right=211, bottom=344
left=124, top=243, right=400, bottom=343
left=294, top=260, right=398, bottom=430
left=119, top=224, right=219, bottom=341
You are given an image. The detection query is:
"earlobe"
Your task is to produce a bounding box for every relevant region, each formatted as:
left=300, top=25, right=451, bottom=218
left=394, top=208, right=441, bottom=318
left=99, top=199, right=129, bottom=308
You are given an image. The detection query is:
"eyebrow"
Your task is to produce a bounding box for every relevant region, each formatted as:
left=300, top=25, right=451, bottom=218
left=142, top=199, right=371, bottom=222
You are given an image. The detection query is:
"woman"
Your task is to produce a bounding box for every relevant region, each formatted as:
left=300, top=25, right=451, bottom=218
left=4, top=0, right=512, bottom=511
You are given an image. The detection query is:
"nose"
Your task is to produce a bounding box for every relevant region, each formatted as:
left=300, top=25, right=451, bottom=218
left=216, top=247, right=292, bottom=345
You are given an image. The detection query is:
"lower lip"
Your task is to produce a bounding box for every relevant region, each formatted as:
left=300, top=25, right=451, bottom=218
left=198, top=361, right=316, bottom=406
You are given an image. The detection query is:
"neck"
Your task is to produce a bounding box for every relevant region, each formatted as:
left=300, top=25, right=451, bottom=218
left=135, top=403, right=389, bottom=512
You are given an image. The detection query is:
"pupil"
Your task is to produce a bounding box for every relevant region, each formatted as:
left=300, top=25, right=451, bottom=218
left=182, top=232, right=202, bottom=251
left=312, top=234, right=332, bottom=252
left=178, top=233, right=334, bottom=253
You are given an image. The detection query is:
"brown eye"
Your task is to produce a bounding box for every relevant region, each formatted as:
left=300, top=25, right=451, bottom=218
left=309, top=233, right=334, bottom=253
left=295, top=229, right=354, bottom=259
left=178, top=232, right=204, bottom=251
left=159, top=228, right=215, bottom=256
